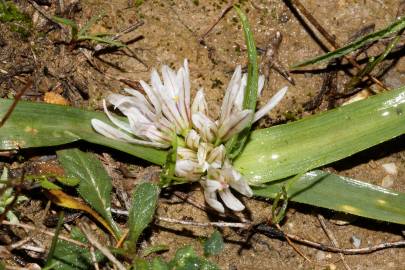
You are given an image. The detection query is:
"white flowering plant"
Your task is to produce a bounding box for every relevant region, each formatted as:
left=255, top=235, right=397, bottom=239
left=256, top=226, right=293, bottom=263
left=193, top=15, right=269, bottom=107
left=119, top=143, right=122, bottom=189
left=91, top=59, right=287, bottom=213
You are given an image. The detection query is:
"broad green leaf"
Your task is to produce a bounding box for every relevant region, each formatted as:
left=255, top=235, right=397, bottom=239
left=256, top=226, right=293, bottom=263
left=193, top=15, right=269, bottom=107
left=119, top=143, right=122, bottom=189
left=47, top=227, right=104, bottom=270
left=254, top=170, right=405, bottom=225
left=127, top=182, right=160, bottom=252
left=226, top=6, right=259, bottom=159
left=234, top=86, right=405, bottom=184
left=204, top=230, right=224, bottom=257
left=0, top=99, right=166, bottom=165
left=292, top=16, right=405, bottom=68
left=57, top=148, right=121, bottom=238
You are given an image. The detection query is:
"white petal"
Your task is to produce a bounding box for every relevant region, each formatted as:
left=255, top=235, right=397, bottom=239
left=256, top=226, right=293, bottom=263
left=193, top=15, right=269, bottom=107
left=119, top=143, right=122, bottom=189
left=253, top=86, right=288, bottom=123
left=202, top=179, right=223, bottom=192
left=206, top=145, right=225, bottom=168
left=257, top=75, right=265, bottom=96
left=183, top=59, right=191, bottom=120
left=176, top=67, right=190, bottom=129
left=102, top=99, right=132, bottom=134
left=191, top=89, right=208, bottom=115
left=201, top=182, right=225, bottom=213
left=218, top=109, right=253, bottom=141
left=162, top=65, right=179, bottom=98
left=234, top=73, right=247, bottom=111
left=177, top=147, right=197, bottom=160
left=140, top=80, right=162, bottom=115
left=91, top=119, right=166, bottom=148
left=123, top=88, right=157, bottom=118
left=175, top=160, right=202, bottom=180
left=185, top=129, right=200, bottom=150
left=218, top=188, right=245, bottom=211
left=227, top=169, right=253, bottom=197
left=191, top=112, right=217, bottom=143
left=219, top=65, right=242, bottom=124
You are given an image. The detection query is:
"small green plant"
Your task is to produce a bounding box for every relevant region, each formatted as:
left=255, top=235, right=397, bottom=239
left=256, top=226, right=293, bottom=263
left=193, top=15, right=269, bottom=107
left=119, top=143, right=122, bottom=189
left=52, top=13, right=126, bottom=48
left=0, top=1, right=32, bottom=38
left=0, top=167, right=28, bottom=223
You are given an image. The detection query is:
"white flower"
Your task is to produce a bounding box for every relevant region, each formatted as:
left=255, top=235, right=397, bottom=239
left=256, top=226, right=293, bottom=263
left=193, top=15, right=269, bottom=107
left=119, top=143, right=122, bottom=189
left=200, top=160, right=253, bottom=213
left=91, top=60, right=192, bottom=148
left=91, top=59, right=287, bottom=213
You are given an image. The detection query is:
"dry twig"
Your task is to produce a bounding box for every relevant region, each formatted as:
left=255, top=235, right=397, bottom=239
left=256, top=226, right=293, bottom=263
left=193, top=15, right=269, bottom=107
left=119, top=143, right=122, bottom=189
left=79, top=223, right=126, bottom=270
left=288, top=0, right=388, bottom=90
left=1, top=220, right=87, bottom=248
left=318, top=214, right=351, bottom=270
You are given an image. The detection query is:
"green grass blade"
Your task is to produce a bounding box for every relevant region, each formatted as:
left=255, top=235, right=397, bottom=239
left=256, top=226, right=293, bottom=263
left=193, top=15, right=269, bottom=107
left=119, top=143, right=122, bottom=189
left=226, top=6, right=259, bottom=159
left=77, top=35, right=126, bottom=47
left=292, top=16, right=405, bottom=69
left=127, top=182, right=160, bottom=253
left=0, top=99, right=167, bottom=165
left=254, top=170, right=405, bottom=225
left=57, top=148, right=121, bottom=238
left=234, top=86, right=405, bottom=184
left=78, top=13, right=104, bottom=36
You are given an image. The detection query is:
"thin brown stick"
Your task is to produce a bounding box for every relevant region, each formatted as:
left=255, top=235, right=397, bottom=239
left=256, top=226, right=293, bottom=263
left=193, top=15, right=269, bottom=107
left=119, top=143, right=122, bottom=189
left=79, top=223, right=126, bottom=270
left=1, top=220, right=87, bottom=248
left=27, top=0, right=62, bottom=26
left=199, top=1, right=234, bottom=42
left=276, top=223, right=312, bottom=263
left=8, top=237, right=31, bottom=250
left=289, top=0, right=388, bottom=90
left=318, top=214, right=351, bottom=270
left=157, top=216, right=248, bottom=228
left=0, top=80, right=32, bottom=128
left=257, top=224, right=405, bottom=255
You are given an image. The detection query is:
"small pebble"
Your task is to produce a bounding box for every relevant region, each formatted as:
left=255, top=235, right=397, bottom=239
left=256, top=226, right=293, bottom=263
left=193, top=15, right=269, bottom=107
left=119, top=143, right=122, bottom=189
left=382, top=163, right=398, bottom=175
left=381, top=175, right=395, bottom=188
left=350, top=235, right=361, bottom=248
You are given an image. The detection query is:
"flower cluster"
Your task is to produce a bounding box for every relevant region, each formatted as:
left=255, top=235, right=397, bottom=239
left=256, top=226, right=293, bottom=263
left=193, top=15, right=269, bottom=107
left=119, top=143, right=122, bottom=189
left=91, top=60, right=287, bottom=213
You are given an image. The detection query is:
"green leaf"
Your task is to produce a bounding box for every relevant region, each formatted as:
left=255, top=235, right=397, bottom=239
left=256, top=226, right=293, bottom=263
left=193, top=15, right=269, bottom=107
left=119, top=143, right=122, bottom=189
left=133, top=258, right=151, bottom=270
left=142, top=244, right=169, bottom=257
left=204, top=230, right=224, bottom=257
left=78, top=13, right=104, bottom=36
left=55, top=176, right=80, bottom=187
left=57, top=148, right=121, bottom=238
left=254, top=170, right=405, bottom=225
left=0, top=99, right=167, bottom=165
left=39, top=178, right=62, bottom=190
left=151, top=258, right=169, bottom=270
left=226, top=6, right=259, bottom=159
left=169, top=246, right=220, bottom=270
left=52, top=16, right=78, bottom=40
left=234, top=86, right=405, bottom=184
left=127, top=182, right=160, bottom=252
left=46, top=227, right=104, bottom=270
left=292, top=16, right=405, bottom=68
